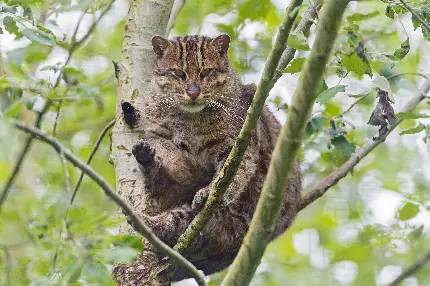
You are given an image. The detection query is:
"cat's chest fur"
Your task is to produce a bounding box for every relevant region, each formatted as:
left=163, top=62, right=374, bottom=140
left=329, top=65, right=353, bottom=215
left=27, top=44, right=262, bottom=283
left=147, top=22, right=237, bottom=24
left=143, top=103, right=241, bottom=165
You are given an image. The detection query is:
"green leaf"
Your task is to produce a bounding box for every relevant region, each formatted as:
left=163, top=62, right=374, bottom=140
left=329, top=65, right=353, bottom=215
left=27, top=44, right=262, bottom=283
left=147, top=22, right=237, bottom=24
left=347, top=11, right=380, bottom=22
left=396, top=112, right=430, bottom=119
left=326, top=126, right=346, bottom=138
left=109, top=234, right=144, bottom=251
left=387, top=38, right=410, bottom=61
left=282, top=57, right=306, bottom=74
left=64, top=261, right=84, bottom=282
left=23, top=97, right=36, bottom=110
left=23, top=6, right=33, bottom=21
left=385, top=4, right=408, bottom=19
left=63, top=67, right=87, bottom=85
left=331, top=135, right=356, bottom=157
left=287, top=32, right=310, bottom=51
left=4, top=100, right=23, bottom=118
left=41, top=65, right=59, bottom=72
left=424, top=125, right=430, bottom=143
left=104, top=246, right=138, bottom=263
left=399, top=122, right=425, bottom=135
left=342, top=53, right=372, bottom=77
left=408, top=225, right=424, bottom=240
left=317, top=85, right=347, bottom=104
left=411, top=4, right=430, bottom=41
left=84, top=263, right=116, bottom=286
left=306, top=116, right=325, bottom=136
left=385, top=6, right=395, bottom=19
left=397, top=202, right=420, bottom=221
left=21, top=28, right=56, bottom=46
left=3, top=16, right=21, bottom=37
left=411, top=4, right=430, bottom=29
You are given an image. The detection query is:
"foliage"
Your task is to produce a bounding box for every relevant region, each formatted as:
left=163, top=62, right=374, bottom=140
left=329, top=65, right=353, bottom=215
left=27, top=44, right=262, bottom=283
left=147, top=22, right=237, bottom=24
left=0, top=0, right=430, bottom=285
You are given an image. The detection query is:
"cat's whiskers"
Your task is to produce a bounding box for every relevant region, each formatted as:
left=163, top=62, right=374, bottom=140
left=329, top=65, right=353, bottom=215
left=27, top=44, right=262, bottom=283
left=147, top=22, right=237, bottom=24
left=207, top=99, right=245, bottom=123
left=207, top=101, right=236, bottom=125
left=212, top=94, right=249, bottom=113
left=210, top=95, right=248, bottom=117
left=214, top=94, right=250, bottom=105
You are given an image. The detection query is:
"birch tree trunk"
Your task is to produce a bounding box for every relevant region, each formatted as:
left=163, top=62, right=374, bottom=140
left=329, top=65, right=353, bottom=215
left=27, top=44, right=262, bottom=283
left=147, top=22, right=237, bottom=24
left=111, top=1, right=174, bottom=285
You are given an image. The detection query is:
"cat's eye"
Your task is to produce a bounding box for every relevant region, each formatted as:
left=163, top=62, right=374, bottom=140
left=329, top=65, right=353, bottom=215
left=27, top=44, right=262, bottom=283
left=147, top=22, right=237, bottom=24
left=170, top=69, right=186, bottom=80
left=200, top=68, right=215, bottom=80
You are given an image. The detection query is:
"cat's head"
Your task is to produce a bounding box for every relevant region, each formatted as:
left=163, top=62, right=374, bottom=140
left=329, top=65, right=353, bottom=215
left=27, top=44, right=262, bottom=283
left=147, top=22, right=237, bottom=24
left=151, top=34, right=236, bottom=113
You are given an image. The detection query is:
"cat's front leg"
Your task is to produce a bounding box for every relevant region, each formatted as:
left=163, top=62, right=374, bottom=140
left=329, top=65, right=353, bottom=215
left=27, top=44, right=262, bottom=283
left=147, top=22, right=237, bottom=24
left=126, top=204, right=197, bottom=246
left=132, top=140, right=156, bottom=170
left=191, top=186, right=210, bottom=212
left=132, top=138, right=203, bottom=187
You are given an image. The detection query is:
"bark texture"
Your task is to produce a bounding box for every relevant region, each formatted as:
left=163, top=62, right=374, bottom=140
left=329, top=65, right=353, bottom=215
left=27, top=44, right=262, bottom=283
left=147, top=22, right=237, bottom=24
left=111, top=0, right=176, bottom=285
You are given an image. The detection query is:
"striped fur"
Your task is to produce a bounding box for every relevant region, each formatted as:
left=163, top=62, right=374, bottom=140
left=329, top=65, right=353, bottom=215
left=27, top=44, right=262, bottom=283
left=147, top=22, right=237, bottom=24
left=113, top=35, right=302, bottom=285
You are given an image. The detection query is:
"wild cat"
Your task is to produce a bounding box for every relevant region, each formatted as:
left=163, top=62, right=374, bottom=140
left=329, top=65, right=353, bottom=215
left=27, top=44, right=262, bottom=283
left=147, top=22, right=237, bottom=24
left=115, top=34, right=301, bottom=283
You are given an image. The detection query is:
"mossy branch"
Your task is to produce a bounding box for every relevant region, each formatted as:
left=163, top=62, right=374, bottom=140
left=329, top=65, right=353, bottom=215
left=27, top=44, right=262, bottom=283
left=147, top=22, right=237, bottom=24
left=12, top=120, right=206, bottom=286
left=300, top=76, right=430, bottom=211
left=221, top=1, right=350, bottom=285
left=174, top=0, right=304, bottom=254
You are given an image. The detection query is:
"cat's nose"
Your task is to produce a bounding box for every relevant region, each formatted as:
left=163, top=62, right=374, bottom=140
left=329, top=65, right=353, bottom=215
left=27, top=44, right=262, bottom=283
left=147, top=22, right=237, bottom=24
left=186, top=83, right=200, bottom=100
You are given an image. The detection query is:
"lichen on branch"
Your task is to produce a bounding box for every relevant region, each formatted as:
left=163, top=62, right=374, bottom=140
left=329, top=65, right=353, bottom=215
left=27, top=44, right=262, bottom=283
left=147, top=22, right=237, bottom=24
left=221, top=1, right=350, bottom=285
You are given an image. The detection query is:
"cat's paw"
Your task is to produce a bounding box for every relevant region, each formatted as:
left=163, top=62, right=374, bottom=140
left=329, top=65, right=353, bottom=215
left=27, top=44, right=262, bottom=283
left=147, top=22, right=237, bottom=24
left=132, top=140, right=155, bottom=169
left=192, top=186, right=210, bottom=212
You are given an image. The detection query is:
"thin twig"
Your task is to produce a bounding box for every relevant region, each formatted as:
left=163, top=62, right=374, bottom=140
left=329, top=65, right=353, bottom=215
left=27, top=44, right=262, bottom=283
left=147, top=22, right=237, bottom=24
left=51, top=8, right=86, bottom=137
left=166, top=0, right=186, bottom=36
left=51, top=119, right=115, bottom=271
left=174, top=0, right=304, bottom=255
left=0, top=246, right=11, bottom=286
left=398, top=0, right=430, bottom=32
left=389, top=251, right=430, bottom=286
left=69, top=119, right=115, bottom=204
left=59, top=151, right=71, bottom=194
left=336, top=73, right=428, bottom=121
left=0, top=0, right=115, bottom=212
left=221, top=1, right=349, bottom=284
left=12, top=120, right=206, bottom=286
left=299, top=77, right=430, bottom=211
left=52, top=101, right=62, bottom=137
left=341, top=93, right=371, bottom=116
left=387, top=72, right=428, bottom=80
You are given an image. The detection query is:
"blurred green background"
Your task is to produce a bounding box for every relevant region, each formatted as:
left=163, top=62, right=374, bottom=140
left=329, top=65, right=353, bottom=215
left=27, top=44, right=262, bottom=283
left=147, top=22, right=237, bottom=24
left=0, top=0, right=430, bottom=285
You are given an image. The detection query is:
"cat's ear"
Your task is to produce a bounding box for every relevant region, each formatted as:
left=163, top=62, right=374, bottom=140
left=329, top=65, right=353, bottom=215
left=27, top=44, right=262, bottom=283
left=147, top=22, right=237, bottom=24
left=152, top=36, right=171, bottom=56
left=210, top=34, right=230, bottom=54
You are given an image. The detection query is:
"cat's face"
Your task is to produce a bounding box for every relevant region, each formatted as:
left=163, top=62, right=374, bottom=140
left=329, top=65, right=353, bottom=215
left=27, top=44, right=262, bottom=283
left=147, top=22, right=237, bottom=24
left=151, top=35, right=233, bottom=113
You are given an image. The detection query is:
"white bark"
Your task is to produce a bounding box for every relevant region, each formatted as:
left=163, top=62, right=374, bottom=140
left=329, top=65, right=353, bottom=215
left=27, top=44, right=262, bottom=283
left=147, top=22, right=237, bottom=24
left=112, top=0, right=174, bottom=232
left=111, top=0, right=175, bottom=285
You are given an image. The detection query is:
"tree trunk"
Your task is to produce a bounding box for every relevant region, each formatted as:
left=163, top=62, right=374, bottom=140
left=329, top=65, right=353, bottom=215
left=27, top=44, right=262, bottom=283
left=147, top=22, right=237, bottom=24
left=111, top=0, right=174, bottom=285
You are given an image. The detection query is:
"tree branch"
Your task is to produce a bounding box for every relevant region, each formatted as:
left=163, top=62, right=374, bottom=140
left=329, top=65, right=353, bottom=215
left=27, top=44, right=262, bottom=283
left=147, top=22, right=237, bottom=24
left=389, top=250, right=430, bottom=286
left=0, top=0, right=115, bottom=211
left=271, top=0, right=323, bottom=87
left=174, top=0, right=304, bottom=254
left=51, top=119, right=115, bottom=271
left=299, top=76, right=430, bottom=211
left=221, top=1, right=350, bottom=285
left=12, top=120, right=206, bottom=286
left=166, top=0, right=186, bottom=36
left=398, top=0, right=430, bottom=32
